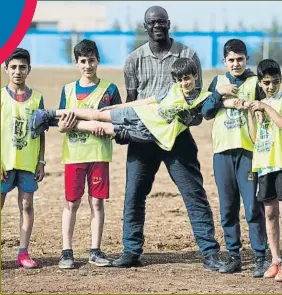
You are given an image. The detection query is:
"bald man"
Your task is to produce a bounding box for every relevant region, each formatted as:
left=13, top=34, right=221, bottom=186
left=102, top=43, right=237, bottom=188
left=113, top=6, right=223, bottom=271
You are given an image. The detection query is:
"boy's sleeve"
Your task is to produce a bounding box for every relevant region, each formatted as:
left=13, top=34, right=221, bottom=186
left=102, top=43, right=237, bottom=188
left=110, top=85, right=122, bottom=106
left=48, top=87, right=66, bottom=127
left=201, top=76, right=223, bottom=120
left=39, top=96, right=44, bottom=109
left=255, top=83, right=265, bottom=101
left=59, top=86, right=66, bottom=109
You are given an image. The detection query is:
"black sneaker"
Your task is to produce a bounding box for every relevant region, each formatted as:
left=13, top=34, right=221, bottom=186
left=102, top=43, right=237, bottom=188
left=112, top=253, right=141, bottom=268
left=219, top=255, right=241, bottom=273
left=89, top=249, right=111, bottom=267
left=203, top=253, right=224, bottom=271
left=58, top=249, right=74, bottom=269
left=253, top=257, right=269, bottom=278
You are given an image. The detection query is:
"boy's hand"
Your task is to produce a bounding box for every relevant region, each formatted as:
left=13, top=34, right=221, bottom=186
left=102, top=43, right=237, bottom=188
left=254, top=110, right=264, bottom=124
left=217, top=84, right=238, bottom=97
left=34, top=162, right=45, bottom=182
left=250, top=101, right=266, bottom=112
left=92, top=127, right=108, bottom=137
left=1, top=165, right=8, bottom=182
left=234, top=99, right=250, bottom=110
left=58, top=112, right=78, bottom=133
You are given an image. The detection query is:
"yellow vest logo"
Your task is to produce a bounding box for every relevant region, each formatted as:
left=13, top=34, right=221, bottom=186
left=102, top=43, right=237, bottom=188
left=12, top=117, right=28, bottom=150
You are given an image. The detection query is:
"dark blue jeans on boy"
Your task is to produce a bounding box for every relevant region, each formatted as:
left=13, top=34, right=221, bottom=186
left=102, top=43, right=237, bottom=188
left=213, top=148, right=267, bottom=257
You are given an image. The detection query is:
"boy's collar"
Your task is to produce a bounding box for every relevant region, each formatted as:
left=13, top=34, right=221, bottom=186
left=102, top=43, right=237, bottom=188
left=226, top=68, right=255, bottom=81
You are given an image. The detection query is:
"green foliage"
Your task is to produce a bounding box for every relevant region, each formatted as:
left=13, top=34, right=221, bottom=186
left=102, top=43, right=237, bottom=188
left=252, top=17, right=282, bottom=65
left=112, top=19, right=122, bottom=31
left=131, top=22, right=147, bottom=51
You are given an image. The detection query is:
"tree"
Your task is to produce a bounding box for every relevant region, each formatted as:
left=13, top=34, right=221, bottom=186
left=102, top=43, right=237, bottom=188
left=112, top=19, right=122, bottom=31
left=131, top=22, right=147, bottom=51
left=171, top=25, right=179, bottom=33
left=236, top=19, right=246, bottom=32
left=252, top=17, right=282, bottom=65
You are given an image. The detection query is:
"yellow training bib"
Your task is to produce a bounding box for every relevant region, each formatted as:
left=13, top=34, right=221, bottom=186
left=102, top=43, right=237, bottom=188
left=1, top=87, right=42, bottom=173
left=62, top=80, right=113, bottom=164
left=134, top=84, right=209, bottom=151
left=252, top=94, right=282, bottom=171
left=212, top=75, right=257, bottom=153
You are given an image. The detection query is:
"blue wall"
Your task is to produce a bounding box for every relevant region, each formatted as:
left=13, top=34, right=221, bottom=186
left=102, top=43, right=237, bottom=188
left=19, top=30, right=273, bottom=69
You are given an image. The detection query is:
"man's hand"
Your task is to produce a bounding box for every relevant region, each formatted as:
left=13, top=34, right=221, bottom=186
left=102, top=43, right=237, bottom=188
left=1, top=163, right=8, bottom=182
left=58, top=112, right=78, bottom=133
left=34, top=162, right=45, bottom=182
left=217, top=84, right=238, bottom=97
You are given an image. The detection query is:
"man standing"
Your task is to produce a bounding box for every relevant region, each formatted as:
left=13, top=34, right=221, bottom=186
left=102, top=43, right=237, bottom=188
left=112, top=6, right=223, bottom=271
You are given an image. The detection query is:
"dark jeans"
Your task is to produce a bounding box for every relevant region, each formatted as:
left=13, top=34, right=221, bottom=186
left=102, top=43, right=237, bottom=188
left=122, top=130, right=220, bottom=257
left=213, top=149, right=267, bottom=257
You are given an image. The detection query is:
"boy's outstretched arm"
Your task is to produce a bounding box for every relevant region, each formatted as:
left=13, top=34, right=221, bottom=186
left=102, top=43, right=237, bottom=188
left=250, top=101, right=282, bottom=129
left=35, top=133, right=45, bottom=182
left=100, top=96, right=157, bottom=111
left=247, top=109, right=257, bottom=143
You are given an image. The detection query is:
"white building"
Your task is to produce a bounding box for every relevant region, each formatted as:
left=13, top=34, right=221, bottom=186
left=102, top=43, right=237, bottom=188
left=31, top=1, right=107, bottom=31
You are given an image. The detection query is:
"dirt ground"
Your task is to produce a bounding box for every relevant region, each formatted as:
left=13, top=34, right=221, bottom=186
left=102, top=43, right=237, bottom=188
left=1, top=68, right=282, bottom=294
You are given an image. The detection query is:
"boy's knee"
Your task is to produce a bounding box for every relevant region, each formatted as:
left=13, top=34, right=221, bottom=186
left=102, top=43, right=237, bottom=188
left=21, top=200, right=34, bottom=213
left=91, top=198, right=104, bottom=212
left=264, top=206, right=278, bottom=220
left=65, top=199, right=81, bottom=211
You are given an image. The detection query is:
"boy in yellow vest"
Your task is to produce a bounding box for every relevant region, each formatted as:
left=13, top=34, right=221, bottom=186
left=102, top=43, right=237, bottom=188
left=31, top=58, right=212, bottom=152
left=55, top=39, right=122, bottom=269
left=1, top=48, right=46, bottom=269
left=201, top=39, right=268, bottom=277
left=247, top=59, right=282, bottom=282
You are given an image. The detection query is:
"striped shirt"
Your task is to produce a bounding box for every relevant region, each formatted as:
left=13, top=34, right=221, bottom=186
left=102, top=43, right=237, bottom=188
left=124, top=38, right=202, bottom=100
left=59, top=80, right=121, bottom=110
left=5, top=85, right=44, bottom=108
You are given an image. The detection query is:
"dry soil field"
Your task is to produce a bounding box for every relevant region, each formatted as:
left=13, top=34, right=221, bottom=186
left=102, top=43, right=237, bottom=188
left=1, top=68, right=282, bottom=294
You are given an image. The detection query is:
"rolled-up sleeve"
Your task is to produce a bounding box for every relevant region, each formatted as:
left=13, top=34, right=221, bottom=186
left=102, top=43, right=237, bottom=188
left=201, top=90, right=223, bottom=120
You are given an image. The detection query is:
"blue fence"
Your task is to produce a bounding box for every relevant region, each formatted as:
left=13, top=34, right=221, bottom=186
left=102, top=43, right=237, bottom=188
left=19, top=30, right=280, bottom=69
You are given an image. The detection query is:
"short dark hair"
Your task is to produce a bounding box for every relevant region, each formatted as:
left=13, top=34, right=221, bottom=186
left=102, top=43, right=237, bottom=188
left=5, top=48, right=30, bottom=67
left=257, top=59, right=281, bottom=81
left=73, top=39, right=100, bottom=62
left=223, top=39, right=247, bottom=58
left=170, top=58, right=197, bottom=82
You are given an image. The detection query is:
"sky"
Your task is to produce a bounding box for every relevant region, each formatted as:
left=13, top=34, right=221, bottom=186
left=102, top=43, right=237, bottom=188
left=39, top=1, right=282, bottom=32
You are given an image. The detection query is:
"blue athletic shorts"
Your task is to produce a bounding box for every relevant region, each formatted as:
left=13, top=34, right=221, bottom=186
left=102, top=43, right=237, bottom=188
left=1, top=169, right=38, bottom=194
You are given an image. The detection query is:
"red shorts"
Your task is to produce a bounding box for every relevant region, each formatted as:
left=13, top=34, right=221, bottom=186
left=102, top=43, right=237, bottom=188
left=65, top=162, right=109, bottom=202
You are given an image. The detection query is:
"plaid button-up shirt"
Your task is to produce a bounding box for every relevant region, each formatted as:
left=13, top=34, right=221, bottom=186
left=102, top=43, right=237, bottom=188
left=124, top=38, right=202, bottom=100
